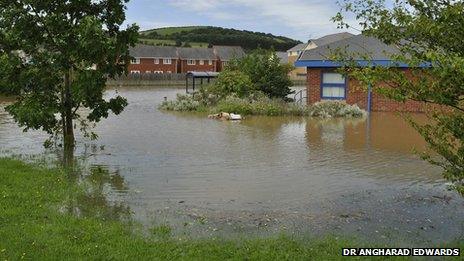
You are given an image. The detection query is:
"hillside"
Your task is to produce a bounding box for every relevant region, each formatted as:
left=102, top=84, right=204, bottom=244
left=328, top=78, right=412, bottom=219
left=139, top=26, right=302, bottom=51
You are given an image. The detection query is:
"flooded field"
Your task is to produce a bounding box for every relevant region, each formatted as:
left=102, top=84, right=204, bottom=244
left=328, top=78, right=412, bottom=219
left=1, top=87, right=463, bottom=245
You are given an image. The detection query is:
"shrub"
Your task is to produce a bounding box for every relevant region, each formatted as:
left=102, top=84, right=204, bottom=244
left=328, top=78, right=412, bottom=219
left=160, top=93, right=366, bottom=118
left=215, top=95, right=253, bottom=115
left=211, top=70, right=255, bottom=98
left=227, top=49, right=294, bottom=100
left=158, top=94, right=201, bottom=111
left=309, top=101, right=366, bottom=118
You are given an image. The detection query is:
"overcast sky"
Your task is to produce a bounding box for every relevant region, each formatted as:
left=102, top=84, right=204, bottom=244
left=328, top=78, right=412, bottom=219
left=124, top=0, right=361, bottom=41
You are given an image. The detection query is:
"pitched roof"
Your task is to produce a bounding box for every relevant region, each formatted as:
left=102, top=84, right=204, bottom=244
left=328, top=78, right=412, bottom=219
left=298, top=34, right=401, bottom=61
left=213, top=46, right=245, bottom=61
left=287, top=43, right=309, bottom=52
left=178, top=47, right=216, bottom=60
left=310, top=32, right=354, bottom=47
left=275, top=52, right=288, bottom=64
left=129, top=44, right=178, bottom=58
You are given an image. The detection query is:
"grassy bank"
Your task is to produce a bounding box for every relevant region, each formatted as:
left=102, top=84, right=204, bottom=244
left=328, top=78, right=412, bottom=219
left=0, top=158, right=459, bottom=260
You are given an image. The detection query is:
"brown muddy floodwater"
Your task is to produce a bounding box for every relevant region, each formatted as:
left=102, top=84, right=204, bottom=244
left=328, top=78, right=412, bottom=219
left=1, top=87, right=463, bottom=245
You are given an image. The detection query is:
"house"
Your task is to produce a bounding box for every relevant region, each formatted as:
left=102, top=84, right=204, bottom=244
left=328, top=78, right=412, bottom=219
left=287, top=43, right=309, bottom=79
left=128, top=44, right=178, bottom=74
left=306, top=32, right=354, bottom=50
left=275, top=52, right=288, bottom=65
left=287, top=33, right=354, bottom=79
left=213, top=46, right=246, bottom=71
left=295, top=33, right=426, bottom=112
left=177, top=47, right=217, bottom=73
left=126, top=45, right=245, bottom=74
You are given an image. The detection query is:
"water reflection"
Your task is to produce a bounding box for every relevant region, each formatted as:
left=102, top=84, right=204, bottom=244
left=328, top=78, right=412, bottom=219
left=64, top=165, right=131, bottom=221
left=0, top=88, right=445, bottom=217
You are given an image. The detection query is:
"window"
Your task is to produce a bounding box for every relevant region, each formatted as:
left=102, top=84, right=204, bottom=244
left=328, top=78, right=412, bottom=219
left=167, top=71, right=172, bottom=74
left=154, top=59, right=159, bottom=64
left=130, top=70, right=140, bottom=74
left=208, top=60, right=213, bottom=65
left=154, top=71, right=163, bottom=74
left=321, top=72, right=346, bottom=99
left=145, top=71, right=151, bottom=74
left=163, top=58, right=172, bottom=65
left=199, top=60, right=204, bottom=65
left=131, top=58, right=140, bottom=64
left=187, top=60, right=196, bottom=65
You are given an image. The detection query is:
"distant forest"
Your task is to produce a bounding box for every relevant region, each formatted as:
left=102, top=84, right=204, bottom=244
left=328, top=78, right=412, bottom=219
left=141, top=26, right=302, bottom=51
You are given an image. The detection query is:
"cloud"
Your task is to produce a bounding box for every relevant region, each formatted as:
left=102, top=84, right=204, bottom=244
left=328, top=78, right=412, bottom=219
left=166, top=0, right=358, bottom=39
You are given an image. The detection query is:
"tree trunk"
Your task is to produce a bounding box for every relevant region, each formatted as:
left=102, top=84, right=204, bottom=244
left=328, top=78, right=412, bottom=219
left=63, top=69, right=75, bottom=166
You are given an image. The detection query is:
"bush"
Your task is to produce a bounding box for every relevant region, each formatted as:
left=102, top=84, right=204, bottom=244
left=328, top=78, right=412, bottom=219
left=227, top=49, right=294, bottom=100
left=211, top=70, right=255, bottom=98
left=215, top=96, right=253, bottom=115
left=159, top=94, right=201, bottom=112
left=309, top=101, right=366, bottom=118
left=160, top=93, right=367, bottom=118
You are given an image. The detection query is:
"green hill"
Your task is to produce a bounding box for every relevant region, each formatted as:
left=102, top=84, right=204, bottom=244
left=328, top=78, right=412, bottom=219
left=139, top=26, right=301, bottom=51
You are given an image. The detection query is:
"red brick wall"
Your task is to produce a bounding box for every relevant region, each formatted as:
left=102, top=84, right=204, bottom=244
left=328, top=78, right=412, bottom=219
left=306, top=68, right=427, bottom=112
left=179, top=60, right=217, bottom=73
left=128, top=58, right=178, bottom=73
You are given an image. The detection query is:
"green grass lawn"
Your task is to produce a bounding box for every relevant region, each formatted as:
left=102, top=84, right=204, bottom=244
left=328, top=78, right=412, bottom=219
left=0, top=158, right=460, bottom=260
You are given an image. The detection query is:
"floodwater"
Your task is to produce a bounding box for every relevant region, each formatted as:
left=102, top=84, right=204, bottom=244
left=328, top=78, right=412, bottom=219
left=1, top=88, right=463, bottom=245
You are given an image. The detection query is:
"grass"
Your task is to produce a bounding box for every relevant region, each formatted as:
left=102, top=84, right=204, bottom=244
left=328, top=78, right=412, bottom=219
left=0, top=158, right=461, bottom=260
left=138, top=38, right=208, bottom=48
left=141, top=26, right=206, bottom=36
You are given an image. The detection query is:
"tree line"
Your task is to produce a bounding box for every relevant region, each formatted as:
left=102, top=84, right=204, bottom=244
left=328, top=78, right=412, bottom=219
left=145, top=27, right=301, bottom=51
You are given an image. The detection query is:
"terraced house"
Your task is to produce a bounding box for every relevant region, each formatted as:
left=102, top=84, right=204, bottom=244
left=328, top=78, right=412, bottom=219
left=213, top=46, right=246, bottom=72
left=128, top=45, right=246, bottom=74
left=129, top=45, right=178, bottom=74
left=295, top=33, right=427, bottom=112
left=177, top=47, right=217, bottom=73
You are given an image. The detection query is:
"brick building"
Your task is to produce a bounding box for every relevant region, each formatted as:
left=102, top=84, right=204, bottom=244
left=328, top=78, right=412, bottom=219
left=128, top=45, right=246, bottom=74
left=177, top=47, right=217, bottom=73
left=295, top=34, right=427, bottom=112
left=213, top=46, right=246, bottom=72
left=128, top=45, right=178, bottom=74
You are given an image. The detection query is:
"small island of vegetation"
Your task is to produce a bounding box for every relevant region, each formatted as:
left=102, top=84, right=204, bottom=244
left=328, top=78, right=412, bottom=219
left=160, top=50, right=366, bottom=118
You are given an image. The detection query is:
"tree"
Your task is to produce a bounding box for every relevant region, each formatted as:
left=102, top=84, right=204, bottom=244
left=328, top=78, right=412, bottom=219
left=175, top=38, right=182, bottom=47
left=227, top=50, right=294, bottom=100
left=0, top=0, right=138, bottom=162
left=334, top=0, right=464, bottom=194
left=212, top=70, right=255, bottom=98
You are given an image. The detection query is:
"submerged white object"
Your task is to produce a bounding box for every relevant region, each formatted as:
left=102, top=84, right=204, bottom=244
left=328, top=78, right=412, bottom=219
left=229, top=113, right=242, bottom=120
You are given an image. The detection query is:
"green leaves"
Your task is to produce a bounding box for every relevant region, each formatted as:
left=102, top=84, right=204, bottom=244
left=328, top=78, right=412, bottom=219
left=212, top=70, right=255, bottom=98
left=0, top=0, right=138, bottom=148
left=227, top=50, right=294, bottom=100
left=337, top=0, right=464, bottom=194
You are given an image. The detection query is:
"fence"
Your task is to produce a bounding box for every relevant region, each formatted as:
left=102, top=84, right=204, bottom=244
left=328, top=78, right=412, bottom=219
left=290, top=75, right=307, bottom=86
left=107, top=73, right=307, bottom=87
left=107, top=73, right=187, bottom=87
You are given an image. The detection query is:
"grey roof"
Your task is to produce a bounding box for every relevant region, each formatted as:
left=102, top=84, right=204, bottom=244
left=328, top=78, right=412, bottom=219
left=299, top=34, right=401, bottom=61
left=178, top=47, right=216, bottom=60
left=287, top=43, right=309, bottom=52
left=213, top=46, right=245, bottom=61
left=187, top=72, right=220, bottom=78
left=129, top=44, right=178, bottom=58
left=275, top=52, right=288, bottom=64
left=310, top=32, right=354, bottom=47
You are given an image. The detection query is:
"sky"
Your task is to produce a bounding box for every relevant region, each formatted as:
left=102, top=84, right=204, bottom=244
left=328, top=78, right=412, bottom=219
left=124, top=0, right=361, bottom=42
